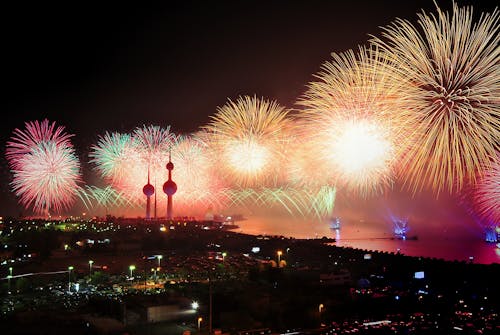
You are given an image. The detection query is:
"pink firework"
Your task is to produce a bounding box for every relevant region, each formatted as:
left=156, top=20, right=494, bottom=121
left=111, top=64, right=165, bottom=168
left=6, top=120, right=82, bottom=215
left=171, top=133, right=229, bottom=214
left=6, top=119, right=73, bottom=166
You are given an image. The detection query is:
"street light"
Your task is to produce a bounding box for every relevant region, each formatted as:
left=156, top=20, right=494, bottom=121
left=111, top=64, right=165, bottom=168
left=198, top=317, right=203, bottom=331
left=277, top=250, right=283, bottom=267
left=129, top=265, right=136, bottom=278
left=151, top=267, right=160, bottom=281
left=68, top=266, right=74, bottom=292
left=7, top=267, right=12, bottom=293
left=89, top=260, right=94, bottom=276
left=192, top=301, right=199, bottom=310
left=319, top=303, right=324, bottom=313
left=222, top=252, right=227, bottom=262
left=157, top=255, right=163, bottom=267
left=319, top=303, right=324, bottom=325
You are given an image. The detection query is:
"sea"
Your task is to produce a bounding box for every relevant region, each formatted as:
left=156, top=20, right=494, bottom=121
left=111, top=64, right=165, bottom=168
left=235, top=214, right=500, bottom=265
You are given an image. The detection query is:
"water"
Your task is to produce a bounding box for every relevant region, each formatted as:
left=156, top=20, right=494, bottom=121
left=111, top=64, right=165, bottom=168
left=236, top=215, right=500, bottom=264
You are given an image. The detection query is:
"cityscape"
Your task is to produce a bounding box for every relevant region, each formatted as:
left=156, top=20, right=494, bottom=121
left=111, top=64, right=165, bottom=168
left=1, top=1, right=499, bottom=334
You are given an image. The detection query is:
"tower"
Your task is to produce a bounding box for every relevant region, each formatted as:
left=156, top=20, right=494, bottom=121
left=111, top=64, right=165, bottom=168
left=142, top=168, right=155, bottom=220
left=163, top=151, right=177, bottom=220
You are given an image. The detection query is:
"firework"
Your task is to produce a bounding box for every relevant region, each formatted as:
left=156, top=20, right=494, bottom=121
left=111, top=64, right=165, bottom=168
left=84, top=185, right=135, bottom=209
left=90, top=131, right=150, bottom=204
left=6, top=120, right=82, bottom=214
left=473, top=155, right=500, bottom=224
left=6, top=119, right=73, bottom=161
left=133, top=124, right=176, bottom=167
left=171, top=134, right=228, bottom=214
left=89, top=127, right=229, bottom=216
left=372, top=3, right=500, bottom=194
left=89, top=132, right=135, bottom=183
left=204, top=96, right=293, bottom=188
left=223, top=185, right=336, bottom=218
left=298, top=46, right=406, bottom=196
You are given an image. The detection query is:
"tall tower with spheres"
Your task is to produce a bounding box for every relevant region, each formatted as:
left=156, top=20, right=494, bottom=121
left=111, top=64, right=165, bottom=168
left=163, top=151, right=177, bottom=220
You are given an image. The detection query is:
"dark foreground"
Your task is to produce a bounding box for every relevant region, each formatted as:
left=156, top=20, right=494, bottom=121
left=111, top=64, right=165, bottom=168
left=0, top=218, right=499, bottom=334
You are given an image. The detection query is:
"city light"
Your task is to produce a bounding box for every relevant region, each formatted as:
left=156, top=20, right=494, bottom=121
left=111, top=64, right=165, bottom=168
left=192, top=301, right=199, bottom=310
left=68, top=266, right=74, bottom=292
left=8, top=267, right=13, bottom=293
left=157, top=255, right=163, bottom=267
left=151, top=267, right=160, bottom=281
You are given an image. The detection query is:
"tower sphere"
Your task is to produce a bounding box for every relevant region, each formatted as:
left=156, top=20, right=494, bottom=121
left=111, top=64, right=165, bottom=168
left=143, top=183, right=155, bottom=196
left=166, top=161, right=174, bottom=170
left=163, top=180, right=177, bottom=196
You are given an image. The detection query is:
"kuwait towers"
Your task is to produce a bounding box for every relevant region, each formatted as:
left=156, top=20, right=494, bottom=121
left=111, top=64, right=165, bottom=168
left=163, top=152, right=177, bottom=220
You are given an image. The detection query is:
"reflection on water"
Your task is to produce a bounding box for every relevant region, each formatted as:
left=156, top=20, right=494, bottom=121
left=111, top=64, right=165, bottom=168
left=236, top=215, right=500, bottom=264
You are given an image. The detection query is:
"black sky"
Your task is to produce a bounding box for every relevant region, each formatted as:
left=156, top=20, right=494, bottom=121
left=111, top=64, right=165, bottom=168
left=0, top=0, right=495, bottom=216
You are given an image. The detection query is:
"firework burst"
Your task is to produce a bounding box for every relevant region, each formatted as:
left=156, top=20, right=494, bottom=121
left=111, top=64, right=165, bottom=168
left=6, top=120, right=82, bottom=214
left=298, top=46, right=407, bottom=196
left=171, top=134, right=228, bottom=214
left=204, top=96, right=293, bottom=188
left=6, top=119, right=73, bottom=161
left=89, top=132, right=139, bottom=186
left=473, top=154, right=500, bottom=224
left=89, top=127, right=229, bottom=216
left=133, top=125, right=176, bottom=167
left=90, top=130, right=157, bottom=204
left=372, top=2, right=500, bottom=194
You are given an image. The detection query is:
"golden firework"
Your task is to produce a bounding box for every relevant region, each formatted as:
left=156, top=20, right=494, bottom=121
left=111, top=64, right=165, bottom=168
left=372, top=2, right=500, bottom=194
left=204, top=95, right=293, bottom=187
left=297, top=46, right=409, bottom=197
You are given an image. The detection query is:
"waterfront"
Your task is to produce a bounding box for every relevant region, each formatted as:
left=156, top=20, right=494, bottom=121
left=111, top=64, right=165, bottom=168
left=237, top=215, right=500, bottom=264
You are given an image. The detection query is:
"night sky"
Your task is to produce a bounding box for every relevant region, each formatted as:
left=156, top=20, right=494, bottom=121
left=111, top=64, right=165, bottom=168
left=0, top=0, right=495, bottom=217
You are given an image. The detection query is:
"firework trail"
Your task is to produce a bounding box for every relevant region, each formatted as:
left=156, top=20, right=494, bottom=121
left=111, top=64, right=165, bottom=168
left=223, top=185, right=336, bottom=219
left=298, top=46, right=407, bottom=196
left=83, top=185, right=137, bottom=212
left=372, top=2, right=500, bottom=194
left=6, top=120, right=82, bottom=214
left=204, top=96, right=293, bottom=188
